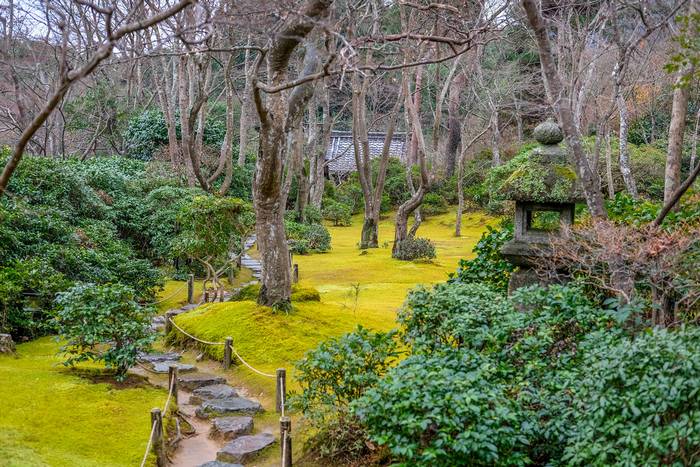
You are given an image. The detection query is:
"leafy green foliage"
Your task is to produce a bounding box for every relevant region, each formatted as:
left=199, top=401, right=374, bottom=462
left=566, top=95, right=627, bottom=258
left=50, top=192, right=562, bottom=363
left=322, top=199, right=352, bottom=226
left=292, top=327, right=399, bottom=463
left=393, top=237, right=436, bottom=261
left=420, top=192, right=449, bottom=217
left=171, top=195, right=252, bottom=272
left=54, top=283, right=155, bottom=380
left=123, top=109, right=169, bottom=160
left=563, top=327, right=700, bottom=466
left=353, top=349, right=531, bottom=467
left=285, top=221, right=332, bottom=254
left=452, top=224, right=514, bottom=293
left=398, top=282, right=512, bottom=352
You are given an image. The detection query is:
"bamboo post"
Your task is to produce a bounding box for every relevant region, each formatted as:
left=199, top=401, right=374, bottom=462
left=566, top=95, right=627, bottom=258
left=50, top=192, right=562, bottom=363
left=293, top=264, right=299, bottom=284
left=276, top=368, right=287, bottom=414
left=187, top=274, right=194, bottom=304
left=164, top=311, right=175, bottom=335
left=224, top=337, right=233, bottom=370
left=280, top=416, right=292, bottom=467
left=168, top=365, right=179, bottom=405
left=150, top=408, right=166, bottom=467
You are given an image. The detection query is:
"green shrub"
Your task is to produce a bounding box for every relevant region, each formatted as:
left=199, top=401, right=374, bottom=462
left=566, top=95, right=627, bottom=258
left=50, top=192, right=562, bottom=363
left=302, top=206, right=322, bottom=224
left=393, top=237, right=436, bottom=261
left=353, top=349, right=531, bottom=467
left=563, top=327, right=700, bottom=466
left=285, top=221, right=331, bottom=254
left=123, top=109, right=169, bottom=160
left=398, top=282, right=512, bottom=352
left=292, top=327, right=399, bottom=463
left=54, top=283, right=155, bottom=381
left=322, top=199, right=352, bottom=226
left=420, top=192, right=449, bottom=217
left=231, top=283, right=320, bottom=303
left=452, top=224, right=515, bottom=293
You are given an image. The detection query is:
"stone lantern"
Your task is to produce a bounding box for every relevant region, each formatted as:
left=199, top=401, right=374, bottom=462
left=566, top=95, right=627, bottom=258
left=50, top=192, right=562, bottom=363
left=499, top=119, right=582, bottom=294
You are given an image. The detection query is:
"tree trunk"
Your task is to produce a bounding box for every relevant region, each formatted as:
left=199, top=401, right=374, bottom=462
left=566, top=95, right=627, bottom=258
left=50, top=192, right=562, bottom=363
left=252, top=1, right=330, bottom=307
left=238, top=35, right=254, bottom=167
left=522, top=0, right=607, bottom=218
left=665, top=64, right=694, bottom=204
left=605, top=127, right=615, bottom=198
left=690, top=105, right=700, bottom=171
left=490, top=110, right=501, bottom=166
left=617, top=93, right=638, bottom=198
left=444, top=72, right=464, bottom=178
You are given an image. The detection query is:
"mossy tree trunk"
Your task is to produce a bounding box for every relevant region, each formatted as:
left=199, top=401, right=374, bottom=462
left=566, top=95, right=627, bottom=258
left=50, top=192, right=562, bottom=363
left=251, top=0, right=330, bottom=307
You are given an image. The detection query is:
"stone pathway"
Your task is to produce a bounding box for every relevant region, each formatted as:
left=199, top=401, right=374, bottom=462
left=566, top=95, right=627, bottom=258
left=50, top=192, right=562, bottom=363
left=239, top=235, right=262, bottom=280
left=137, top=353, right=276, bottom=466
left=139, top=236, right=273, bottom=466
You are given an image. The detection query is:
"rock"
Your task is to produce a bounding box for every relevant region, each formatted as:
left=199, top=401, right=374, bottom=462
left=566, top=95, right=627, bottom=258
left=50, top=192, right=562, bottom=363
left=138, top=351, right=181, bottom=363
left=151, top=361, right=196, bottom=374
left=533, top=118, right=563, bottom=145
left=0, top=334, right=14, bottom=354
left=190, top=384, right=238, bottom=405
left=216, top=433, right=275, bottom=464
left=197, top=462, right=243, bottom=467
left=196, top=397, right=263, bottom=418
left=178, top=373, right=227, bottom=391
left=210, top=416, right=253, bottom=440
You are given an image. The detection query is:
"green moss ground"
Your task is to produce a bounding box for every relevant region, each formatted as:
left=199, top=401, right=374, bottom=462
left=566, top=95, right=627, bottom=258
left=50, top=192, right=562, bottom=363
left=172, top=211, right=494, bottom=396
left=0, top=337, right=166, bottom=467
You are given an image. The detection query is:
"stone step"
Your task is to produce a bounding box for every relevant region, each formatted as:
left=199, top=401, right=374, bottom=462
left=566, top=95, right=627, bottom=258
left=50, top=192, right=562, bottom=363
left=189, top=384, right=238, bottom=405
left=210, top=416, right=253, bottom=440
left=138, top=352, right=182, bottom=363
left=216, top=433, right=275, bottom=464
left=197, top=461, right=243, bottom=467
left=196, top=397, right=263, bottom=419
left=178, top=373, right=227, bottom=391
left=151, top=361, right=196, bottom=374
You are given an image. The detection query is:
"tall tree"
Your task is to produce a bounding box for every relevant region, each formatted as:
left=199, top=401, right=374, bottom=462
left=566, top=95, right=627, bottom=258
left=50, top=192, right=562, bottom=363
left=251, top=0, right=331, bottom=307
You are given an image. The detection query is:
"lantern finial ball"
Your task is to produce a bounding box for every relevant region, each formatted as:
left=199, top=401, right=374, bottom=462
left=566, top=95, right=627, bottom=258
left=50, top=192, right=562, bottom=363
left=533, top=118, right=563, bottom=145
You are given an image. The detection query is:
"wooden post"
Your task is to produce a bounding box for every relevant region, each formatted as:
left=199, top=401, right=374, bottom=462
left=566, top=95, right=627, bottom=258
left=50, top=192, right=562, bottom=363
left=219, top=288, right=225, bottom=302
left=289, top=251, right=293, bottom=267
left=293, top=264, right=299, bottom=284
left=224, top=337, right=233, bottom=370
left=204, top=290, right=209, bottom=303
left=236, top=255, right=242, bottom=269
left=168, top=365, right=179, bottom=405
left=187, top=274, right=194, bottom=304
left=150, top=408, right=166, bottom=467
left=280, top=416, right=292, bottom=467
left=228, top=264, right=235, bottom=284
left=164, top=311, right=175, bottom=335
left=276, top=368, right=287, bottom=414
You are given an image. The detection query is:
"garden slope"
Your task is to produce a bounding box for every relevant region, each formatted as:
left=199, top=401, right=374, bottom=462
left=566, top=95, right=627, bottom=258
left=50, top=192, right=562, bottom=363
left=0, top=337, right=165, bottom=467
left=172, top=211, right=495, bottom=390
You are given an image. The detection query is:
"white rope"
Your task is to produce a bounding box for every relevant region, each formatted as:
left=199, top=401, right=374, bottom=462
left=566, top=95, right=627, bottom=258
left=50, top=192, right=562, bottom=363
left=145, top=284, right=188, bottom=306
left=139, top=368, right=178, bottom=467
left=139, top=422, right=158, bottom=467
left=167, top=317, right=225, bottom=346
left=279, top=376, right=286, bottom=417
left=230, top=343, right=275, bottom=378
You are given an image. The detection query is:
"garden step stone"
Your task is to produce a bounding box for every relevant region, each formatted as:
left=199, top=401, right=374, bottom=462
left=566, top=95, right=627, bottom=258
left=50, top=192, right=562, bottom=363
left=190, top=384, right=238, bottom=405
left=196, top=397, right=263, bottom=418
left=178, top=372, right=227, bottom=391
left=210, top=416, right=253, bottom=440
left=151, top=361, right=196, bottom=374
left=197, top=461, right=243, bottom=467
left=138, top=351, right=181, bottom=363
left=216, top=433, right=275, bottom=464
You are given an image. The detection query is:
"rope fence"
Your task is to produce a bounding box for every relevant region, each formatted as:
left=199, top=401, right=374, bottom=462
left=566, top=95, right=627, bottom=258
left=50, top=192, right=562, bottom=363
left=139, top=367, right=178, bottom=467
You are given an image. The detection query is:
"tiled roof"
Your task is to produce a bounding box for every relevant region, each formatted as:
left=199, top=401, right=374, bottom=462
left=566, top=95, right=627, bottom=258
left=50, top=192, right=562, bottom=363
left=325, top=131, right=407, bottom=174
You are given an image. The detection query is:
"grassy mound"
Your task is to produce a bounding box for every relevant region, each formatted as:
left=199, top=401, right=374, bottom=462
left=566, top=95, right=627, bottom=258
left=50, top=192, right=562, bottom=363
left=0, top=337, right=166, bottom=466
left=169, top=211, right=495, bottom=394
left=231, top=283, right=321, bottom=302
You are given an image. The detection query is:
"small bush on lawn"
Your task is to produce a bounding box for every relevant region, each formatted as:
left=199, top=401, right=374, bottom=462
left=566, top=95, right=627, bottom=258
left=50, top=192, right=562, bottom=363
left=54, top=283, right=155, bottom=381
left=421, top=192, right=449, bottom=217
left=393, top=237, right=436, bottom=261
left=322, top=199, right=352, bottom=226
left=286, top=221, right=331, bottom=254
